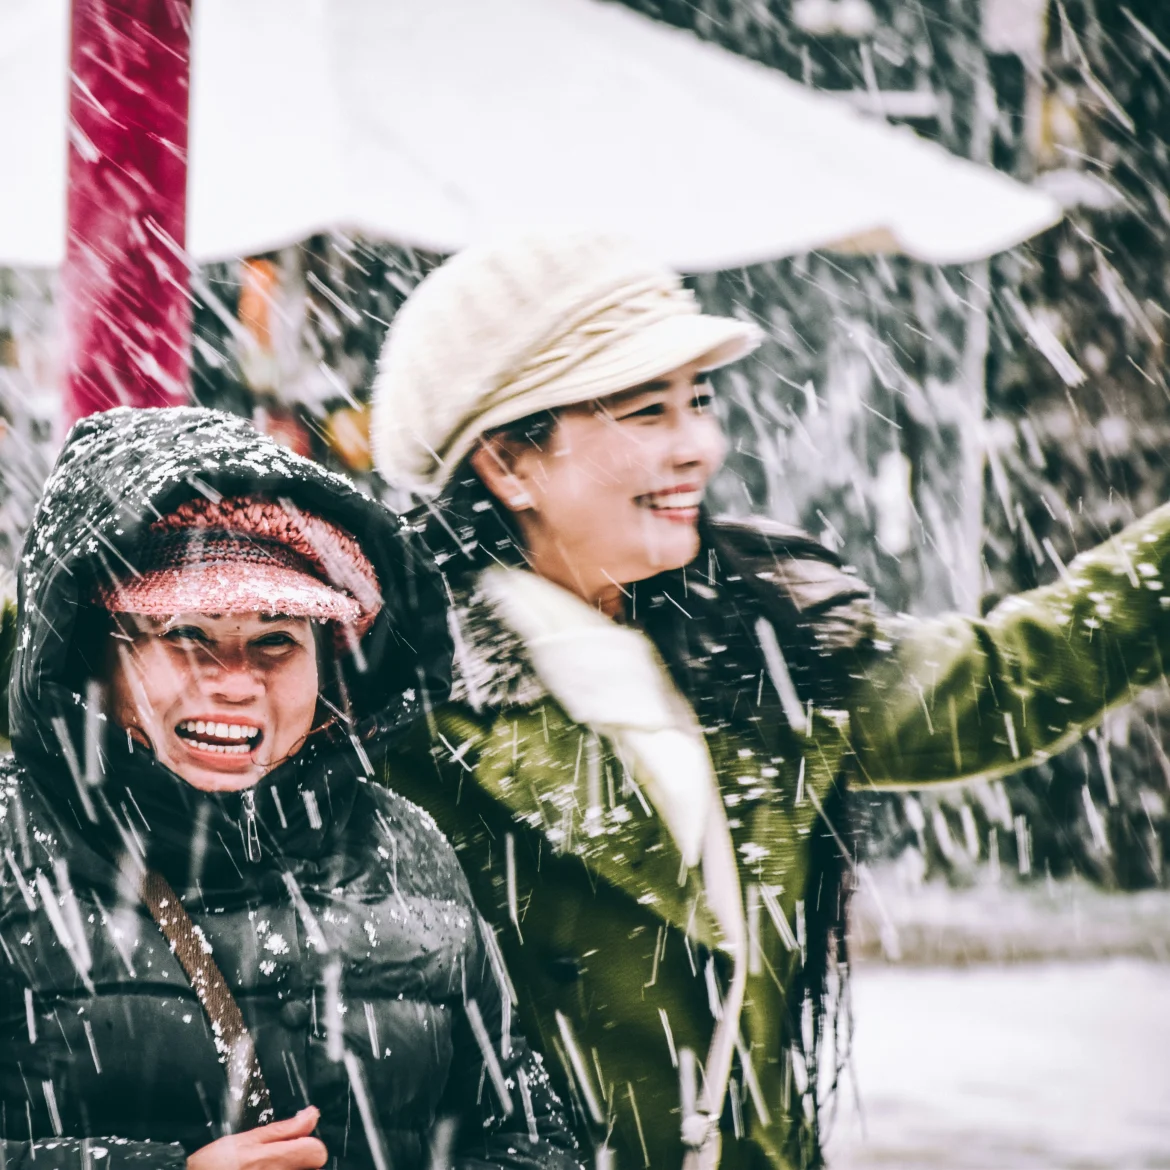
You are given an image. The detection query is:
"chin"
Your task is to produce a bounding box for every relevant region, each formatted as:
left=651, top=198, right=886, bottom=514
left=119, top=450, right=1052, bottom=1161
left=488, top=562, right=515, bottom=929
left=173, top=765, right=265, bottom=793
left=623, top=534, right=701, bottom=581
left=655, top=531, right=702, bottom=573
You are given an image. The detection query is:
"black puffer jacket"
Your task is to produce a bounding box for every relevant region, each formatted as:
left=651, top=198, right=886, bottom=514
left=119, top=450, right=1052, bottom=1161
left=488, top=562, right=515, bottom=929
left=0, top=408, right=580, bottom=1170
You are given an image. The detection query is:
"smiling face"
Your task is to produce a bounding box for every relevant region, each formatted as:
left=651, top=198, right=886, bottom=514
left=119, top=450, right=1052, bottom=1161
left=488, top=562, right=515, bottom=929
left=106, top=612, right=320, bottom=793
left=471, top=360, right=727, bottom=614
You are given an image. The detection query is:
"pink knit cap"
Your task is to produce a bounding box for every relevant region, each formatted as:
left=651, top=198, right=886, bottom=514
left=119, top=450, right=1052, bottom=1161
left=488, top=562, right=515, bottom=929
left=99, top=496, right=382, bottom=636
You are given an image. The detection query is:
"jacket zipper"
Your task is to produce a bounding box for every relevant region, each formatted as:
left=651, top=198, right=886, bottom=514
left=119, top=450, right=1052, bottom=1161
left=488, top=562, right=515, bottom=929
left=242, top=788, right=260, bottom=861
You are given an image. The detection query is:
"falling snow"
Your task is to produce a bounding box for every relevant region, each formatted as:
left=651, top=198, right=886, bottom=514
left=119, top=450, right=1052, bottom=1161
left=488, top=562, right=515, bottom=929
left=1, top=1, right=1169, bottom=1168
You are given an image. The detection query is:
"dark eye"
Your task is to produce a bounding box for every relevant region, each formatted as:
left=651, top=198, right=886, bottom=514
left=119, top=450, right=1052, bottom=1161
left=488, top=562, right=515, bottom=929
left=163, top=625, right=210, bottom=645
left=619, top=401, right=667, bottom=421
left=252, top=632, right=299, bottom=650
left=691, top=391, right=714, bottom=412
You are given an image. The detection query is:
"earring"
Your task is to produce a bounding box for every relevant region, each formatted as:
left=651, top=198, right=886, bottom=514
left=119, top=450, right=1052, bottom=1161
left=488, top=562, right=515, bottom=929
left=508, top=492, right=533, bottom=508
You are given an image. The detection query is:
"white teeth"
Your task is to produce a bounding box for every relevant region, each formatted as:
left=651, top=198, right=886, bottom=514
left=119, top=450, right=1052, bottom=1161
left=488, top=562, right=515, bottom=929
left=184, top=739, right=251, bottom=754
left=644, top=489, right=702, bottom=509
left=177, top=720, right=260, bottom=747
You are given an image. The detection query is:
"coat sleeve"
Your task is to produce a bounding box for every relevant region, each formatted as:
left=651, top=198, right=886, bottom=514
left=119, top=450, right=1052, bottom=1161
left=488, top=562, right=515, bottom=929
left=441, top=917, right=583, bottom=1170
left=847, top=502, right=1170, bottom=786
left=0, top=1138, right=187, bottom=1169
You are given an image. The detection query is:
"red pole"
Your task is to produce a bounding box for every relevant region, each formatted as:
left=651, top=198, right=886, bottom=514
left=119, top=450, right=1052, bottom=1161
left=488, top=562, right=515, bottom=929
left=61, top=0, right=193, bottom=426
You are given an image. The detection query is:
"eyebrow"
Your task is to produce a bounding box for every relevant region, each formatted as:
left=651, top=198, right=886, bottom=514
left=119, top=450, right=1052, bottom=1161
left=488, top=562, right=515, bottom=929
left=596, top=371, right=713, bottom=411
left=157, top=613, right=300, bottom=629
left=596, top=381, right=674, bottom=411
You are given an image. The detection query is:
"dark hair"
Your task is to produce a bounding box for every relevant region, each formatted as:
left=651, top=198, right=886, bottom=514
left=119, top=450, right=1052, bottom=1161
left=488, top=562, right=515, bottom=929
left=411, top=410, right=560, bottom=580
left=420, top=422, right=855, bottom=1162
left=632, top=522, right=854, bottom=1166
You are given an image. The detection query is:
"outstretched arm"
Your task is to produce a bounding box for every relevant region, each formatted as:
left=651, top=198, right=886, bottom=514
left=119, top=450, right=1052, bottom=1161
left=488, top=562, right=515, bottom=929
left=848, top=503, right=1170, bottom=786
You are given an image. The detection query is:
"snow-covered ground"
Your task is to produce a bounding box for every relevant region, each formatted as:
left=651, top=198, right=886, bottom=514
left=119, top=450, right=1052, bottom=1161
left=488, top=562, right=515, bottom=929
left=849, top=870, right=1170, bottom=965
left=828, top=959, right=1170, bottom=1169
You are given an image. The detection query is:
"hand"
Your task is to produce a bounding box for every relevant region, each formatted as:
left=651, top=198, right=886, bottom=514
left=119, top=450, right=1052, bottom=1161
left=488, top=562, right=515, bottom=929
left=187, top=1106, right=328, bottom=1170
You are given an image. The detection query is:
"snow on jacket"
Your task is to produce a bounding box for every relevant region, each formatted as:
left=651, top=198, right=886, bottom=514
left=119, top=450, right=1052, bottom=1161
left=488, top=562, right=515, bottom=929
left=384, top=505, right=1170, bottom=1170
left=0, top=407, right=580, bottom=1170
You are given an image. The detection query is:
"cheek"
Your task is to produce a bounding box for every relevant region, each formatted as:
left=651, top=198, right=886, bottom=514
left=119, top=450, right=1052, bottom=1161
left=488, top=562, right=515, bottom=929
left=567, top=435, right=655, bottom=503
left=270, top=656, right=320, bottom=740
left=110, top=646, right=182, bottom=730
left=547, top=422, right=640, bottom=497
left=702, top=420, right=729, bottom=474
left=533, top=456, right=611, bottom=520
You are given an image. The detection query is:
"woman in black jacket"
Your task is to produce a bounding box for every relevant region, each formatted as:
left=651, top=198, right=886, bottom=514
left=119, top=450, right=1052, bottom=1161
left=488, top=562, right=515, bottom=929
left=0, top=406, right=580, bottom=1170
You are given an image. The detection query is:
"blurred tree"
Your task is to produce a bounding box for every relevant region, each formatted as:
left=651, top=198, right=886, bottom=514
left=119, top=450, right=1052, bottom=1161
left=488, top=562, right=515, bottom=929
left=980, top=0, right=1170, bottom=889
left=611, top=0, right=1170, bottom=889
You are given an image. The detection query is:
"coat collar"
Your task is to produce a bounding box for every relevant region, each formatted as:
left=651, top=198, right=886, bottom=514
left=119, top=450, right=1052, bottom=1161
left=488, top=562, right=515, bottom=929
left=449, top=567, right=717, bottom=871
left=450, top=569, right=747, bottom=1143
left=446, top=573, right=548, bottom=710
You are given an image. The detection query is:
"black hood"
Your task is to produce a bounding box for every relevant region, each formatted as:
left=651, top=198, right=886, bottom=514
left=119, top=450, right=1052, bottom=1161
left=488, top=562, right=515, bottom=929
left=8, top=406, right=448, bottom=895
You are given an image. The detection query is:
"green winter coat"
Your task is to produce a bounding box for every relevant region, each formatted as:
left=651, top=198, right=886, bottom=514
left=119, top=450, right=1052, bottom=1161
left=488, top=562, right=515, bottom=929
left=383, top=502, right=1170, bottom=1170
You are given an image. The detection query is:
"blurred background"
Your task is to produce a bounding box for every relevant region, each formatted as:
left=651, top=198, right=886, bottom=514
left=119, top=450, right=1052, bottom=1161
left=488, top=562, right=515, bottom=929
left=2, top=1, right=1169, bottom=1164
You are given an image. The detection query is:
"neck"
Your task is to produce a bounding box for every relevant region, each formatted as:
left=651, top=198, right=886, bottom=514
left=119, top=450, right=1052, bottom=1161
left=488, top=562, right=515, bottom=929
left=520, top=543, right=628, bottom=621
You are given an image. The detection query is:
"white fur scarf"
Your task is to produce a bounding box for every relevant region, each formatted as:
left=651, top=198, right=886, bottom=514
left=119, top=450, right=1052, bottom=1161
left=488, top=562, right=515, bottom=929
left=479, top=566, right=717, bottom=863
left=479, top=566, right=746, bottom=1168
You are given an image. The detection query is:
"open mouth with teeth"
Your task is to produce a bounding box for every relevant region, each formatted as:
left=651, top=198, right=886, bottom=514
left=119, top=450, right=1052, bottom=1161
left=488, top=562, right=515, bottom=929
left=175, top=719, right=263, bottom=757
left=635, top=488, right=704, bottom=520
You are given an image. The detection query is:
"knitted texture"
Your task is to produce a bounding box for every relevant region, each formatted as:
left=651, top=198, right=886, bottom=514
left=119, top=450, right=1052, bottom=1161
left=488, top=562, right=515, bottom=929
left=100, top=496, right=382, bottom=634
left=371, top=231, right=763, bottom=493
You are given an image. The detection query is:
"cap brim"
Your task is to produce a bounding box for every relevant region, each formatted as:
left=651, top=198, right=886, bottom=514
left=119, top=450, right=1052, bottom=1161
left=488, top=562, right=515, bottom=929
left=541, top=311, right=764, bottom=405
left=102, top=564, right=365, bottom=626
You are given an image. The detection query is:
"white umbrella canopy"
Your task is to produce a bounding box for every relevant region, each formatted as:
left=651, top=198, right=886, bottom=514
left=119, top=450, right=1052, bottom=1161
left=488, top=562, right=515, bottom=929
left=0, top=0, right=1061, bottom=272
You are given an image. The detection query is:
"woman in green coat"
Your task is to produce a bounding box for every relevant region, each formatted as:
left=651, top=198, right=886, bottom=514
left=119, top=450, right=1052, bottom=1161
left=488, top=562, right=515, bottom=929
left=368, top=233, right=1170, bottom=1170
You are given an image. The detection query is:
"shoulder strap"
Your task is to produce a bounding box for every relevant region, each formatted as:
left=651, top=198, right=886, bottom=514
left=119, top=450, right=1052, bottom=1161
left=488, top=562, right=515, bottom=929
left=141, top=869, right=274, bottom=1130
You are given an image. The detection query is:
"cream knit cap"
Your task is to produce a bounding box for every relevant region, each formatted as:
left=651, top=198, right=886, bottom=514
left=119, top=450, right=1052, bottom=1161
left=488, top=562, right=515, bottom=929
left=370, top=232, right=764, bottom=494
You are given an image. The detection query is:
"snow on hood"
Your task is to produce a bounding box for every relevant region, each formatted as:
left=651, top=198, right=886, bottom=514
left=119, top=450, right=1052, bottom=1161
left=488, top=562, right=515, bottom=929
left=8, top=406, right=445, bottom=780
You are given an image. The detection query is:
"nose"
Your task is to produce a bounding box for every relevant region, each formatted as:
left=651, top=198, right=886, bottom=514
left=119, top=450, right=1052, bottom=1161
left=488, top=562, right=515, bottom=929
left=194, top=647, right=264, bottom=704
left=669, top=403, right=725, bottom=473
